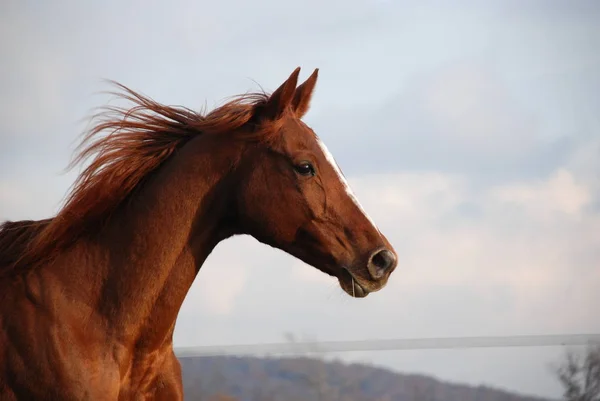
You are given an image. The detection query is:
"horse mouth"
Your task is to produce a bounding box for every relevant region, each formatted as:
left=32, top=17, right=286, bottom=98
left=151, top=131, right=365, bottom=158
left=339, top=268, right=369, bottom=298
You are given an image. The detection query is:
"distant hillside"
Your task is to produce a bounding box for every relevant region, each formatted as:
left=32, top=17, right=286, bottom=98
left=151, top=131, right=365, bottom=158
left=179, top=355, right=554, bottom=401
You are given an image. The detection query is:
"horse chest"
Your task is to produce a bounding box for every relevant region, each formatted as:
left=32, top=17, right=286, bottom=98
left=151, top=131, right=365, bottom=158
left=0, top=278, right=120, bottom=400
left=116, top=350, right=181, bottom=401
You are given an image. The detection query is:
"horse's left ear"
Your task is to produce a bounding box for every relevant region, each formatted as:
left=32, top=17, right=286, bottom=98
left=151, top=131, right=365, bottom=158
left=292, top=68, right=319, bottom=118
left=260, top=67, right=301, bottom=121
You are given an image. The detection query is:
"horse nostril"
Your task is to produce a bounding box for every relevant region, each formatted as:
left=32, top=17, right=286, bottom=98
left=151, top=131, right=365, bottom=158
left=367, top=249, right=396, bottom=279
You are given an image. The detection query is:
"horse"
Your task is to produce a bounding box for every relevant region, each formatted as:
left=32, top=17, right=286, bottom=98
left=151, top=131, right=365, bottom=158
left=0, top=67, right=398, bottom=400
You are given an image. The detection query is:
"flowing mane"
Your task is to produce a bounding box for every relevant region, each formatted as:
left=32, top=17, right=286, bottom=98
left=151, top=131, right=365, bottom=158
left=0, top=82, right=275, bottom=273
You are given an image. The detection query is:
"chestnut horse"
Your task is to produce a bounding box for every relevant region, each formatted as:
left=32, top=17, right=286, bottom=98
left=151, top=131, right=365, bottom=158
left=0, top=67, right=397, bottom=400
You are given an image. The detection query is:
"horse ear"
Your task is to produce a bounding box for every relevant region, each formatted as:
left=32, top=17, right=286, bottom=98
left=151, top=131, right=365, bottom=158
left=261, top=67, right=301, bottom=120
left=292, top=68, right=319, bottom=118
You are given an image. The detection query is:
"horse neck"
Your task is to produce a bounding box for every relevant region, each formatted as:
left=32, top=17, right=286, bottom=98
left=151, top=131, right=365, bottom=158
left=84, top=134, right=241, bottom=350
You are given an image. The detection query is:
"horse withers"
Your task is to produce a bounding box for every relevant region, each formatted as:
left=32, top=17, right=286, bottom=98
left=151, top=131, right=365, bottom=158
left=0, top=67, right=397, bottom=400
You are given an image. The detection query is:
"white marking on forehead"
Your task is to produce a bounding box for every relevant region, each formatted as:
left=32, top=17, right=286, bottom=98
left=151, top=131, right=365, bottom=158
left=315, top=136, right=381, bottom=234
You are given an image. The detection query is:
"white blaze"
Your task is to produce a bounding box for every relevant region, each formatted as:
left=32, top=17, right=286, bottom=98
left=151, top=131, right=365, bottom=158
left=316, top=137, right=381, bottom=234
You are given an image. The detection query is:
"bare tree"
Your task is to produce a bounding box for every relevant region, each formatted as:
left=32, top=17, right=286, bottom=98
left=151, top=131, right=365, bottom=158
left=555, top=344, right=600, bottom=401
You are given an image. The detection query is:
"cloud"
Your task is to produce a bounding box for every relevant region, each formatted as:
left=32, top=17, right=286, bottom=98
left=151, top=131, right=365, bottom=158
left=0, top=5, right=72, bottom=139
left=195, top=262, right=248, bottom=317
left=489, top=168, right=591, bottom=218
left=290, top=259, right=334, bottom=285
left=422, top=63, right=540, bottom=153
left=0, top=182, right=28, bottom=210
left=309, top=57, right=582, bottom=186
left=177, top=237, right=254, bottom=318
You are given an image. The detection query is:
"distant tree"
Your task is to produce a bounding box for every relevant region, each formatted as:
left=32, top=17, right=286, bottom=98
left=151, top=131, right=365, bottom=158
left=282, top=332, right=333, bottom=401
left=281, top=333, right=374, bottom=401
left=248, top=358, right=275, bottom=401
left=555, top=344, right=600, bottom=401
left=410, top=381, right=434, bottom=401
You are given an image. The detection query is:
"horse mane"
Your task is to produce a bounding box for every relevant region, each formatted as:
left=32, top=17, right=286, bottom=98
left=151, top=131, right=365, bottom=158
left=0, top=219, right=53, bottom=272
left=0, top=81, right=277, bottom=273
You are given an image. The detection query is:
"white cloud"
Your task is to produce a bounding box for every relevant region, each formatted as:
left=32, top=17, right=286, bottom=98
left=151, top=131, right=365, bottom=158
left=181, top=238, right=254, bottom=317
left=291, top=260, right=334, bottom=285
left=490, top=168, right=591, bottom=218
left=357, top=168, right=596, bottom=310
left=349, top=173, right=467, bottom=223
left=0, top=8, right=72, bottom=137
left=0, top=171, right=75, bottom=222
left=196, top=264, right=247, bottom=316
left=0, top=182, right=28, bottom=212
left=421, top=62, right=540, bottom=154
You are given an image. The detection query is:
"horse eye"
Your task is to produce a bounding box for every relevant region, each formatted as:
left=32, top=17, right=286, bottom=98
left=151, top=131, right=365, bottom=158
left=294, top=162, right=315, bottom=177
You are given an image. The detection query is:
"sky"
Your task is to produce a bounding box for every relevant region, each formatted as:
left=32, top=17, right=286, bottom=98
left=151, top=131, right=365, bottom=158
left=1, top=0, right=599, bottom=398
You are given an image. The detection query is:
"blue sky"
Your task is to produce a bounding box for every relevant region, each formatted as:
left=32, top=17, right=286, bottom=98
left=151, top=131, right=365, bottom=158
left=1, top=0, right=599, bottom=398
